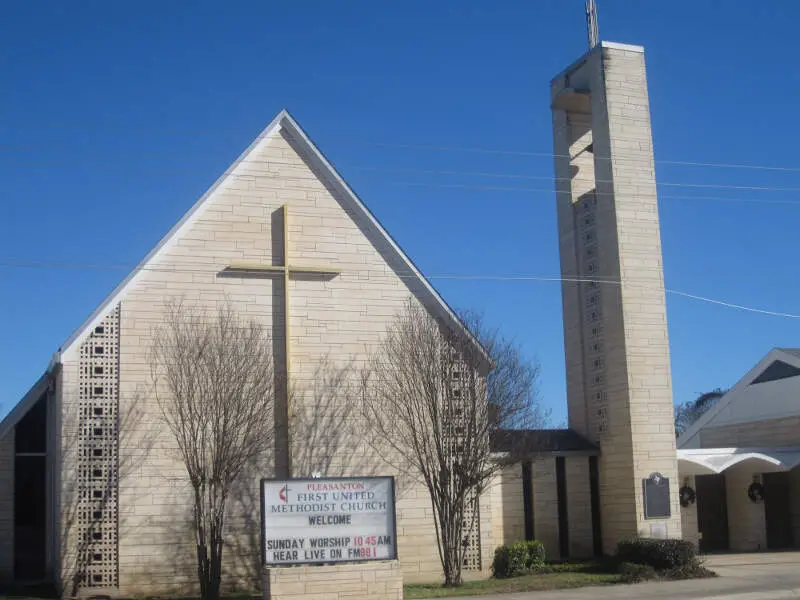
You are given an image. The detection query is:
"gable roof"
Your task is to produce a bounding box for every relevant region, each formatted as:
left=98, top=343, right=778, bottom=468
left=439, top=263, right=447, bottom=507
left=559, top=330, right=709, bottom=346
left=777, top=348, right=800, bottom=360
left=52, top=110, right=489, bottom=365
left=677, top=347, right=800, bottom=449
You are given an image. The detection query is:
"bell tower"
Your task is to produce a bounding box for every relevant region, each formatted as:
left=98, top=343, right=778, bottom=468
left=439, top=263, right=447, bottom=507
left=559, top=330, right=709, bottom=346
left=550, top=35, right=682, bottom=553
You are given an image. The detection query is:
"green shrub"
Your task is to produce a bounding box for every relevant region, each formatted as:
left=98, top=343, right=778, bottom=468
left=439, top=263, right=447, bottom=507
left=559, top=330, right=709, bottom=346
left=663, top=562, right=717, bottom=580
left=523, top=540, right=546, bottom=568
left=616, top=538, right=696, bottom=571
left=492, top=540, right=547, bottom=578
left=618, top=562, right=657, bottom=583
left=491, top=545, right=512, bottom=578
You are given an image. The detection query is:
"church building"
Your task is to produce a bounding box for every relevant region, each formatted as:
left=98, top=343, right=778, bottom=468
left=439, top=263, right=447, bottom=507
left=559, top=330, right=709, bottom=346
left=0, top=31, right=749, bottom=597
left=0, top=110, right=497, bottom=594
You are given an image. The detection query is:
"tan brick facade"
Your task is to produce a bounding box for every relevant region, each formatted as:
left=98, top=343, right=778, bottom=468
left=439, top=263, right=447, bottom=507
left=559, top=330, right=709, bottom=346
left=0, top=430, right=13, bottom=581
left=51, top=117, right=493, bottom=595
left=551, top=43, right=681, bottom=553
left=565, top=457, right=593, bottom=557
left=262, top=561, right=402, bottom=600
left=489, top=456, right=595, bottom=562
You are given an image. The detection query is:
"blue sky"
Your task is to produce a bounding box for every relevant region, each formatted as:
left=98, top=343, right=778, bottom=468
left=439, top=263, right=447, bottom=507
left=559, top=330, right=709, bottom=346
left=3, top=0, right=800, bottom=425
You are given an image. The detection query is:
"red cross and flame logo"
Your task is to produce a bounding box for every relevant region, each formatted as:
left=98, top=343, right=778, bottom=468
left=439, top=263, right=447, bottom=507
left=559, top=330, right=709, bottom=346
left=279, top=484, right=290, bottom=503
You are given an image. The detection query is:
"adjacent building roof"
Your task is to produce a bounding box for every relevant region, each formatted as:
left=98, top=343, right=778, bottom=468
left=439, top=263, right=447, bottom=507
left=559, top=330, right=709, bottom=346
left=678, top=447, right=800, bottom=476
left=677, top=347, right=800, bottom=449
left=491, top=428, right=598, bottom=456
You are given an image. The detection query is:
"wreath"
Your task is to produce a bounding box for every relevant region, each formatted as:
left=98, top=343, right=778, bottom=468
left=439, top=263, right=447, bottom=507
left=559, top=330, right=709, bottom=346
left=679, top=485, right=696, bottom=508
left=748, top=482, right=764, bottom=503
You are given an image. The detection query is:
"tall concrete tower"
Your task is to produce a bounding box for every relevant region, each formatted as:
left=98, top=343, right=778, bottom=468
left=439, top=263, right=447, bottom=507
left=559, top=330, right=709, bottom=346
left=551, top=41, right=681, bottom=553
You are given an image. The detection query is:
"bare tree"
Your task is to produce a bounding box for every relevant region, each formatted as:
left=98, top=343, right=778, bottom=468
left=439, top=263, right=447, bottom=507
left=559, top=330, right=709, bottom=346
left=675, top=388, right=726, bottom=438
left=360, top=301, right=542, bottom=587
left=150, top=301, right=276, bottom=600
left=458, top=310, right=548, bottom=432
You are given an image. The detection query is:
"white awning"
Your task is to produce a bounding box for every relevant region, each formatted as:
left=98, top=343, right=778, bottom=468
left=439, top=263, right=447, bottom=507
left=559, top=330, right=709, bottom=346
left=677, top=447, right=800, bottom=476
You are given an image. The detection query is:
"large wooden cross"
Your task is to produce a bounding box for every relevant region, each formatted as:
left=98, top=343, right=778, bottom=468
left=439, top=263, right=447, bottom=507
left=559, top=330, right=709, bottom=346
left=223, top=204, right=340, bottom=478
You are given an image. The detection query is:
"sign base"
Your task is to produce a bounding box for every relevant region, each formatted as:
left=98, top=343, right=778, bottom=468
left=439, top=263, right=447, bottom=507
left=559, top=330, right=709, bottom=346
left=263, top=560, right=403, bottom=600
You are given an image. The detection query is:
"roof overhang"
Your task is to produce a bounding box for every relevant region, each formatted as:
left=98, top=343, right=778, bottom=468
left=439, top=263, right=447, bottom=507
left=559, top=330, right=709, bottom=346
left=678, top=447, right=800, bottom=476
left=0, top=370, right=52, bottom=442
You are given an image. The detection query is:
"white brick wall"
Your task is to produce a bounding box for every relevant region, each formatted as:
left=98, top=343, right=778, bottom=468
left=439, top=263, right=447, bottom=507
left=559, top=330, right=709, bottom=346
left=532, top=457, right=560, bottom=560
left=565, top=457, right=593, bottom=557
left=56, top=126, right=492, bottom=594
left=263, top=561, right=402, bottom=600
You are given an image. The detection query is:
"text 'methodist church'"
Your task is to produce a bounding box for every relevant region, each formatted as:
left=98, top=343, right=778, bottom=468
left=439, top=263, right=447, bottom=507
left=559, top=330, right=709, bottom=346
left=5, top=30, right=800, bottom=596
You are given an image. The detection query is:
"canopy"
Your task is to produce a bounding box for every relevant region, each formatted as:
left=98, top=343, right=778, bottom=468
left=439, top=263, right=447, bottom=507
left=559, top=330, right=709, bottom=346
left=677, top=447, right=800, bottom=476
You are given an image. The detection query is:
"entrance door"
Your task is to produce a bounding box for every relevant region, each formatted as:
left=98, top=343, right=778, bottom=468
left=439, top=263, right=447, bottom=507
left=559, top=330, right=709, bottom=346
left=695, top=473, right=729, bottom=553
left=764, top=472, right=793, bottom=550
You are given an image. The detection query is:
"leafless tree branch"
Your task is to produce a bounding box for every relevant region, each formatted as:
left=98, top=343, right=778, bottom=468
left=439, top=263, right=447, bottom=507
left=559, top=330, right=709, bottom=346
left=149, top=300, right=275, bottom=600
left=360, top=300, right=544, bottom=586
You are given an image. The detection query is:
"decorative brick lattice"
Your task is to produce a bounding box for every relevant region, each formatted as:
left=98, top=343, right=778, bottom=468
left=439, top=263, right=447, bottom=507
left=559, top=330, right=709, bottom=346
left=76, top=306, right=120, bottom=588
left=575, top=194, right=607, bottom=440
left=462, top=493, right=482, bottom=571
left=447, top=366, right=482, bottom=571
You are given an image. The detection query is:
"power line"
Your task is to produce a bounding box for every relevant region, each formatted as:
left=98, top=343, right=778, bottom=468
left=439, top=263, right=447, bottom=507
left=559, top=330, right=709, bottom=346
left=4, top=135, right=800, bottom=174
left=1, top=260, right=797, bottom=319
left=5, top=158, right=800, bottom=206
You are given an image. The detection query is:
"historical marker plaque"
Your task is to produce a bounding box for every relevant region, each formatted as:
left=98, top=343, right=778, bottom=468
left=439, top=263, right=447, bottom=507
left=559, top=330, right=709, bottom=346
left=261, top=476, right=397, bottom=566
left=643, top=472, right=671, bottom=519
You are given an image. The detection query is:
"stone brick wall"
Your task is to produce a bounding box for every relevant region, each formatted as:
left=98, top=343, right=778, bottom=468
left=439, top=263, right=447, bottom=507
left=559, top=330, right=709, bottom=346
left=490, top=464, right=524, bottom=548
left=0, top=430, right=13, bottom=581
left=263, top=561, right=402, bottom=600
left=565, top=457, right=593, bottom=557
left=56, top=123, right=492, bottom=594
left=551, top=43, right=681, bottom=553
left=532, top=457, right=560, bottom=559
left=700, top=416, right=800, bottom=448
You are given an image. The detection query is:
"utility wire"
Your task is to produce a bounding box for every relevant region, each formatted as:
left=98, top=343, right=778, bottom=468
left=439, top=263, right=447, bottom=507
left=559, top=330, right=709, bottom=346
left=4, top=159, right=800, bottom=206
left=1, top=260, right=797, bottom=319
left=7, top=157, right=800, bottom=194
left=4, top=135, right=800, bottom=174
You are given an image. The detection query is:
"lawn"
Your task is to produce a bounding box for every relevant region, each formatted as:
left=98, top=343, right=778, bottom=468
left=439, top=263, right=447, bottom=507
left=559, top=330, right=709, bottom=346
left=404, top=568, right=621, bottom=599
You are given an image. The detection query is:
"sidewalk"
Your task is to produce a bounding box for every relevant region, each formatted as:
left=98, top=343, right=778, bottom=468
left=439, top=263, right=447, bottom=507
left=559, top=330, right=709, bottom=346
left=454, top=553, right=800, bottom=600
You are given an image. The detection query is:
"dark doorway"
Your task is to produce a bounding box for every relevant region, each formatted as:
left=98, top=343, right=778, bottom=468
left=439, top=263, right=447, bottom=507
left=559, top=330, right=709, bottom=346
left=696, top=473, right=729, bottom=553
left=14, top=395, right=47, bottom=581
left=521, top=461, right=534, bottom=541
left=764, top=472, right=793, bottom=550
left=555, top=457, right=569, bottom=559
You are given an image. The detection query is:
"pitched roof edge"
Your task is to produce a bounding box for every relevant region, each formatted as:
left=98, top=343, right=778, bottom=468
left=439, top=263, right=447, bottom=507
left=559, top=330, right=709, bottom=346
left=278, top=112, right=491, bottom=367
left=55, top=109, right=490, bottom=366
left=0, top=371, right=51, bottom=442
left=677, top=347, right=800, bottom=448
left=57, top=110, right=288, bottom=360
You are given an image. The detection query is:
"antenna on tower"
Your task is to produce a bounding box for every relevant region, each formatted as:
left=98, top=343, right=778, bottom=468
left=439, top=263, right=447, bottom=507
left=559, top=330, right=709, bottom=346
left=586, top=0, right=600, bottom=49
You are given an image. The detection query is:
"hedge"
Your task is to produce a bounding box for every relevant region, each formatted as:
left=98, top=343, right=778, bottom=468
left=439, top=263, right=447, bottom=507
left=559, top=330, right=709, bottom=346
left=615, top=538, right=696, bottom=571
left=492, top=540, right=546, bottom=578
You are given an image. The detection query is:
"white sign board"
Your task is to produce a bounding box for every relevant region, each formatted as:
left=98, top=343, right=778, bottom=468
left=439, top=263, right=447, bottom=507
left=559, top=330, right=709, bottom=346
left=261, top=476, right=397, bottom=565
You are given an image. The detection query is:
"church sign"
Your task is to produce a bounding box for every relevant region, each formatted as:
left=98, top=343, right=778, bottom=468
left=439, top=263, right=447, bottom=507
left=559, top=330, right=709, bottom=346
left=261, top=476, right=397, bottom=565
